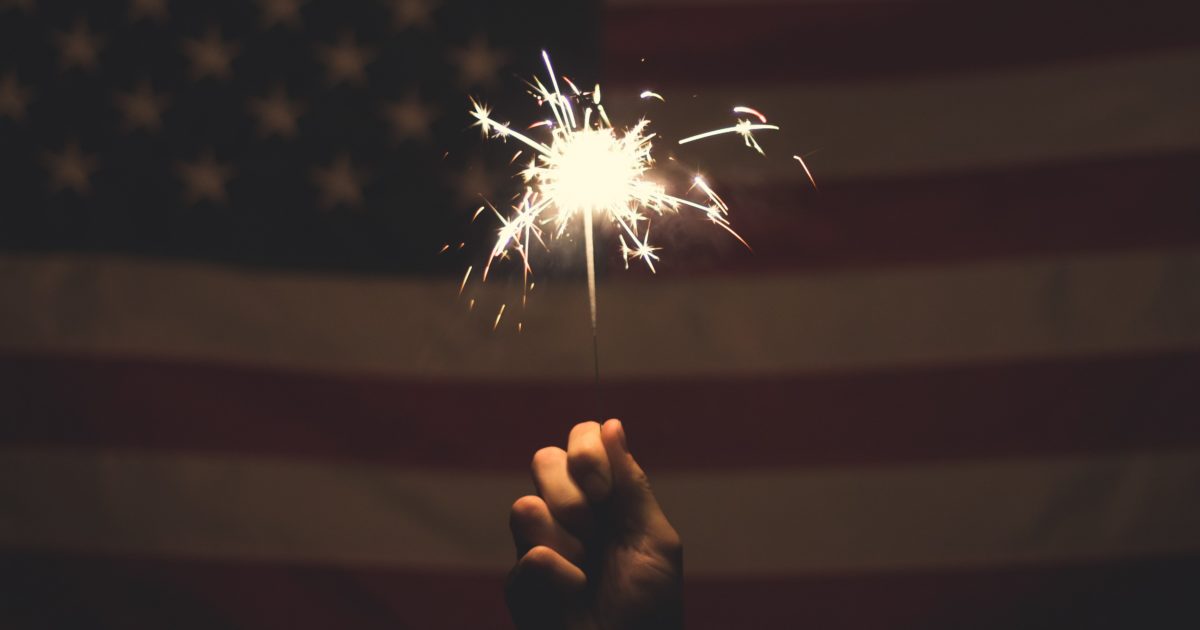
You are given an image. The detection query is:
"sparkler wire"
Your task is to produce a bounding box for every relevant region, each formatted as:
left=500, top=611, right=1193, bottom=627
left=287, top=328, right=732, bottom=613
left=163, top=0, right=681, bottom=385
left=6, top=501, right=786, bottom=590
left=583, top=205, right=601, bottom=414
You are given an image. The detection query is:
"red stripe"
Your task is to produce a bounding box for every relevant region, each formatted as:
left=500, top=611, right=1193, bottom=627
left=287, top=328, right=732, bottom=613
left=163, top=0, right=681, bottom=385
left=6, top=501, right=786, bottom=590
left=602, top=1, right=1200, bottom=84
left=688, top=557, right=1200, bottom=629
left=3, top=351, right=1198, bottom=470
left=637, top=152, right=1200, bottom=274
left=5, top=551, right=1197, bottom=629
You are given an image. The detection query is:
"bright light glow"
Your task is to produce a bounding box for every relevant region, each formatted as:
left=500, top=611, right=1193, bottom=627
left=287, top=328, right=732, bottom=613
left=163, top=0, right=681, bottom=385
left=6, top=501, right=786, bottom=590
left=464, top=52, right=781, bottom=329
left=535, top=127, right=657, bottom=216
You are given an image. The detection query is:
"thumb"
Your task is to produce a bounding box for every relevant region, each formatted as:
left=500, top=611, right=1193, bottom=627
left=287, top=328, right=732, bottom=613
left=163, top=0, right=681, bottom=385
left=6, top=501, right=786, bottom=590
left=600, top=419, right=675, bottom=542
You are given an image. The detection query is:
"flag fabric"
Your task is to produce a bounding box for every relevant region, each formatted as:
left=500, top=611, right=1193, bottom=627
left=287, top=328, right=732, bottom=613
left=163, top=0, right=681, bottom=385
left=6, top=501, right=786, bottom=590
left=2, top=1, right=1200, bottom=628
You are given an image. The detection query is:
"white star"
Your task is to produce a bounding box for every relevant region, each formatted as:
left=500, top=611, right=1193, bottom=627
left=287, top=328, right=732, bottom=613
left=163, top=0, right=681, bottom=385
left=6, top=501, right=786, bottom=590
left=1, top=0, right=35, bottom=14
left=181, top=28, right=238, bottom=81
left=114, top=81, right=168, bottom=132
left=317, top=33, right=373, bottom=86
left=257, top=0, right=304, bottom=29
left=176, top=152, right=233, bottom=204
left=248, top=86, right=303, bottom=138
left=43, top=142, right=97, bottom=195
left=312, top=154, right=366, bottom=209
left=455, top=159, right=499, bottom=205
left=452, top=37, right=506, bottom=87
left=382, top=95, right=435, bottom=142
left=0, top=72, right=32, bottom=120
left=54, top=19, right=103, bottom=71
left=128, top=0, right=167, bottom=22
left=389, top=0, right=436, bottom=30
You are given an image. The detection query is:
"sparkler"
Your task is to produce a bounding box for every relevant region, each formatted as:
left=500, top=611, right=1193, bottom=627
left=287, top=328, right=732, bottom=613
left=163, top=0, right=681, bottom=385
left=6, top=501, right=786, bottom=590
left=465, top=51, right=782, bottom=386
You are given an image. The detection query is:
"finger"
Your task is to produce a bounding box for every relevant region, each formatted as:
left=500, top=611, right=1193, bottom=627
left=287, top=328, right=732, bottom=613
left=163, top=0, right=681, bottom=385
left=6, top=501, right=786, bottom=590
left=567, top=421, right=612, bottom=504
left=509, top=495, right=586, bottom=564
left=530, top=446, right=592, bottom=536
left=601, top=419, right=679, bottom=547
left=505, top=545, right=586, bottom=630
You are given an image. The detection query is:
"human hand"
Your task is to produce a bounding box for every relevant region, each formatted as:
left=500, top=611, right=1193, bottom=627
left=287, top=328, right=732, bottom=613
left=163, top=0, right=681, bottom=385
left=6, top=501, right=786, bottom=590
left=506, top=419, right=683, bottom=630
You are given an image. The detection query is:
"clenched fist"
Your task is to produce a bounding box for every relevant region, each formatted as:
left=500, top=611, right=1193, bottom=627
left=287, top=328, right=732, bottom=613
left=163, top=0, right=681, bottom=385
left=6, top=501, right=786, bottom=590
left=506, top=419, right=683, bottom=630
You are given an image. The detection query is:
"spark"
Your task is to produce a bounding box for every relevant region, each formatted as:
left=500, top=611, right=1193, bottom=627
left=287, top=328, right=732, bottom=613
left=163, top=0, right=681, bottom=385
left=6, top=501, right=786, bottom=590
left=732, top=106, right=767, bottom=123
left=562, top=75, right=581, bottom=95
left=620, top=226, right=661, bottom=272
left=459, top=265, right=472, bottom=296
left=692, top=176, right=728, bottom=214
left=678, top=120, right=780, bottom=155
left=466, top=51, right=781, bottom=335
left=493, top=304, right=506, bottom=330
left=438, top=244, right=450, bottom=254
left=793, top=154, right=819, bottom=191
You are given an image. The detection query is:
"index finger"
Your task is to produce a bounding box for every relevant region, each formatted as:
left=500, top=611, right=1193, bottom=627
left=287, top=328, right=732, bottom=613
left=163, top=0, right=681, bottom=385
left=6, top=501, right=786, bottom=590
left=567, top=420, right=612, bottom=504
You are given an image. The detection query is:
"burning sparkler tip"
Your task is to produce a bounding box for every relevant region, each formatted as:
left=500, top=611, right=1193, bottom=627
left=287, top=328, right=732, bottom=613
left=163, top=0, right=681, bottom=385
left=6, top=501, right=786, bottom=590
left=458, top=51, right=786, bottom=328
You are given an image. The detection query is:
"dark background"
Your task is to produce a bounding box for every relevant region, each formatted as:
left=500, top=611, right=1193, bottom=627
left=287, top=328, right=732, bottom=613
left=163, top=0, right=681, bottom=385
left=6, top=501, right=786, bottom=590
left=2, top=1, right=1199, bottom=628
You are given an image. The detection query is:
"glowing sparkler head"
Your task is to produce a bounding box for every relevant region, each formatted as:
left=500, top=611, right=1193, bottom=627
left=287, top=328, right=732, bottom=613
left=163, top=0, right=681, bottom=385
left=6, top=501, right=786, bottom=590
left=532, top=126, right=654, bottom=215
left=461, top=51, right=787, bottom=328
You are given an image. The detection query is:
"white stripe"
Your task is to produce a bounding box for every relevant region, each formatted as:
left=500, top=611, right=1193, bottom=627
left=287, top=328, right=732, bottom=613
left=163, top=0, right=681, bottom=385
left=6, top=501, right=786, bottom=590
left=1, top=250, right=1197, bottom=379
left=2, top=447, right=1197, bottom=574
left=605, top=48, right=1200, bottom=181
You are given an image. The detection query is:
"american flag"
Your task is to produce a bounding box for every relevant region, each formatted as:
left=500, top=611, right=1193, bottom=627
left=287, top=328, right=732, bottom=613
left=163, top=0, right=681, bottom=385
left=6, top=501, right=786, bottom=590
left=2, top=0, right=1199, bottom=628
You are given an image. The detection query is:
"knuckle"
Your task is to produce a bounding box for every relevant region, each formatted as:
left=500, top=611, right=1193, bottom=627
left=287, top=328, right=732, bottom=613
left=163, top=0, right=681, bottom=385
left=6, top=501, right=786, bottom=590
left=570, top=420, right=601, bottom=437
left=567, top=443, right=605, bottom=476
left=556, top=493, right=589, bottom=518
left=519, top=545, right=560, bottom=574
left=510, top=495, right=545, bottom=524
left=524, top=544, right=555, bottom=564
left=530, top=446, right=564, bottom=472
left=505, top=553, right=544, bottom=601
left=633, top=469, right=654, bottom=494
left=548, top=494, right=590, bottom=528
left=659, top=529, right=683, bottom=558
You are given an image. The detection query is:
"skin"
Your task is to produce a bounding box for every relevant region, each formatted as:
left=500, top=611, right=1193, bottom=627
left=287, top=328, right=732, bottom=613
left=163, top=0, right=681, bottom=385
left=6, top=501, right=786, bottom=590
left=506, top=419, right=683, bottom=630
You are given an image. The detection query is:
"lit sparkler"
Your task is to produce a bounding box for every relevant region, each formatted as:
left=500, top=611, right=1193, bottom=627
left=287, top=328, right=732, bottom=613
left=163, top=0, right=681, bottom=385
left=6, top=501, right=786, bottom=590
left=465, top=51, right=780, bottom=380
